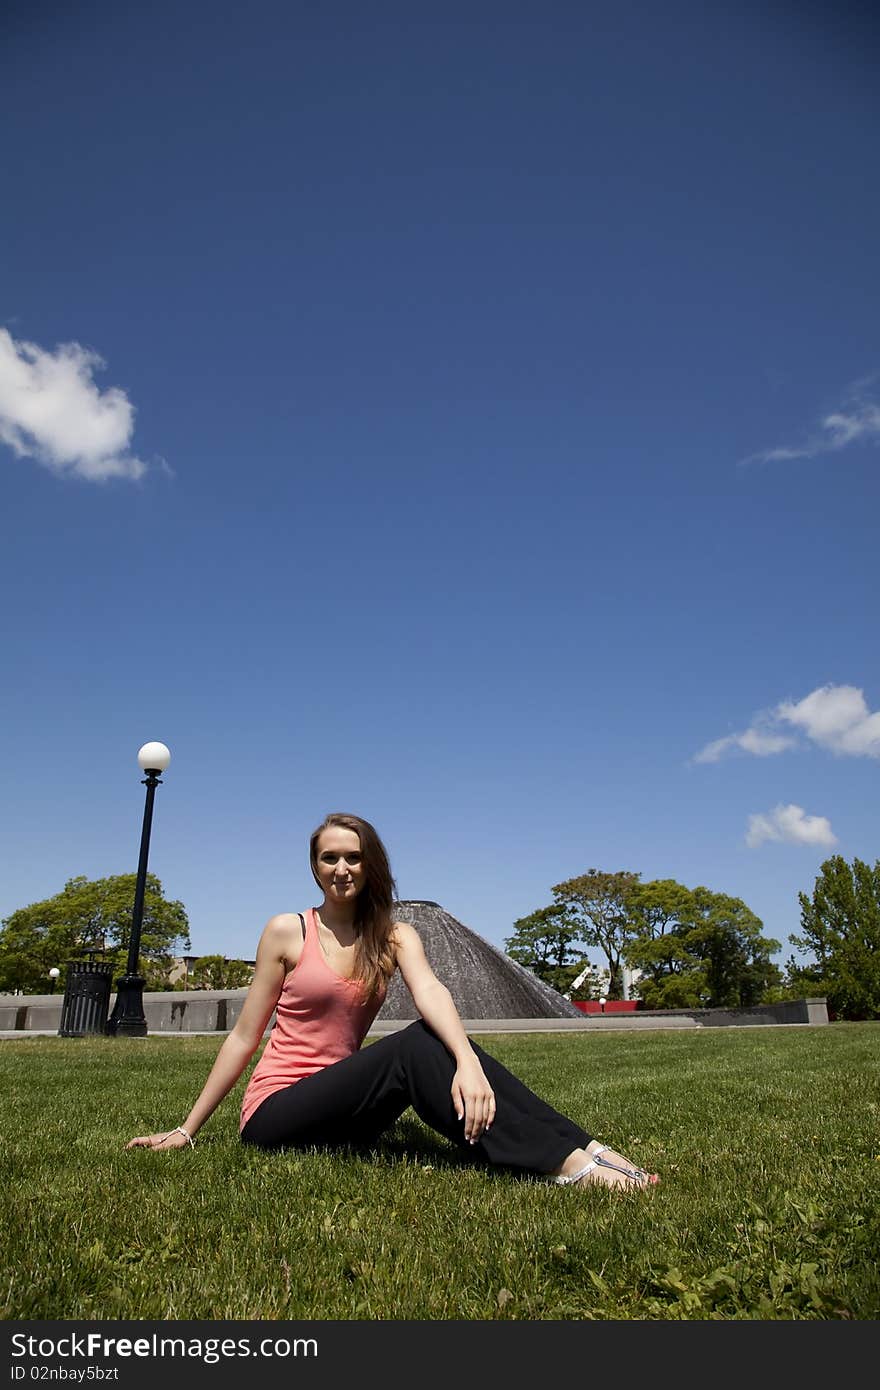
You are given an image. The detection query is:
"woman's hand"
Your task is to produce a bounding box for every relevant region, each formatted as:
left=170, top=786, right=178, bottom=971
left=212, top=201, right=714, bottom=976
left=125, top=1129, right=192, bottom=1152
left=451, top=1056, right=496, bottom=1144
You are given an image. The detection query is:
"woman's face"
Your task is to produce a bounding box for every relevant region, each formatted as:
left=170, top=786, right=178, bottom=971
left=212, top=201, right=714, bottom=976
left=314, top=826, right=366, bottom=906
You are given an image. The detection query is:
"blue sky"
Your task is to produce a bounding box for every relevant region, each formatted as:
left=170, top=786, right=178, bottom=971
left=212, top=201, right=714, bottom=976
left=1, top=1, right=878, bottom=976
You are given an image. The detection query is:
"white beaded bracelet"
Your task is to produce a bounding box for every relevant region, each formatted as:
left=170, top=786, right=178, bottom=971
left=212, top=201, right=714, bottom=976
left=173, top=1125, right=195, bottom=1149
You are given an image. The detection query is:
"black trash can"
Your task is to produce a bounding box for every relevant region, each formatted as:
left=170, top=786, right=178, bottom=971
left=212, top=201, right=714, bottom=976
left=58, top=960, right=113, bottom=1036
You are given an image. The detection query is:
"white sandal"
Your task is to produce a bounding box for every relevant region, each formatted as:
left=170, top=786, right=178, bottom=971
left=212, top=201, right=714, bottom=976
left=553, top=1144, right=658, bottom=1187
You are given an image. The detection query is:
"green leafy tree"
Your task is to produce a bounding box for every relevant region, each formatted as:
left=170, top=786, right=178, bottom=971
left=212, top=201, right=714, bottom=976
left=684, top=887, right=780, bottom=1007
left=627, top=878, right=695, bottom=940
left=790, top=856, right=880, bottom=1021
left=626, top=879, right=705, bottom=1007
left=189, top=955, right=253, bottom=990
left=504, top=905, right=588, bottom=995
left=760, top=954, right=828, bottom=1004
left=0, top=874, right=190, bottom=993
left=550, top=870, right=641, bottom=998
left=625, top=880, right=780, bottom=1008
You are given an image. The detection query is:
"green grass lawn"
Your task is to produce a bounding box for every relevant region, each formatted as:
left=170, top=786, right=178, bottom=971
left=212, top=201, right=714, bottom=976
left=2, top=1025, right=878, bottom=1320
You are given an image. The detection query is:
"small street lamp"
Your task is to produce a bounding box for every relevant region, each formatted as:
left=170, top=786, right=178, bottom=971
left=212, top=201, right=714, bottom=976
left=598, top=996, right=606, bottom=1015
left=48, top=967, right=60, bottom=994
left=106, top=741, right=171, bottom=1038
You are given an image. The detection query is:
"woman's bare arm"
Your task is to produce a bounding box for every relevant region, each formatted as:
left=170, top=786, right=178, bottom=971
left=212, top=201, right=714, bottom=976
left=125, top=915, right=295, bottom=1150
left=393, top=921, right=496, bottom=1144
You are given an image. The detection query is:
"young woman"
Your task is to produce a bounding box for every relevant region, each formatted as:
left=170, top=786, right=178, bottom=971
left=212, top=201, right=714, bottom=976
left=126, top=812, right=658, bottom=1191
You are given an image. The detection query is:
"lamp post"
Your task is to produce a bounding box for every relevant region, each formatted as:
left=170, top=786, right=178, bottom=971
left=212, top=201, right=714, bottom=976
left=48, top=967, right=60, bottom=994
left=598, top=995, right=606, bottom=1015
left=106, top=741, right=171, bottom=1037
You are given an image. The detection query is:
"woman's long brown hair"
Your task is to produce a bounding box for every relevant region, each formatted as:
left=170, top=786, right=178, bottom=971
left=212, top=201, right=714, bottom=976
left=309, top=812, right=399, bottom=998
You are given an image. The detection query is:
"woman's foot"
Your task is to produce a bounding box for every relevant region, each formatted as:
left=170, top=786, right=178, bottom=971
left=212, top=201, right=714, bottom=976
left=551, top=1139, right=659, bottom=1191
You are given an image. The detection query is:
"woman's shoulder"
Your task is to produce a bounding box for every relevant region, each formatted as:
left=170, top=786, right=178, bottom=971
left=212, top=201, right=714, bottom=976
left=265, top=909, right=308, bottom=931
left=257, top=910, right=309, bottom=961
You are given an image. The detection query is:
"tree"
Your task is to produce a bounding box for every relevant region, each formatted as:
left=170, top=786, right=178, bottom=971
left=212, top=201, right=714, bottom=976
left=550, top=870, right=641, bottom=998
left=760, top=954, right=827, bottom=1005
left=790, top=856, right=880, bottom=1021
left=626, top=879, right=705, bottom=1007
left=625, top=879, right=781, bottom=1008
left=503, top=905, right=589, bottom=995
left=684, top=887, right=780, bottom=1007
left=0, top=874, right=190, bottom=993
left=189, top=955, right=253, bottom=990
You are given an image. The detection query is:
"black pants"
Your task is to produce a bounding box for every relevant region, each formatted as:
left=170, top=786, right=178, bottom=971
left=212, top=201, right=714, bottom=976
left=240, top=1021, right=591, bottom=1175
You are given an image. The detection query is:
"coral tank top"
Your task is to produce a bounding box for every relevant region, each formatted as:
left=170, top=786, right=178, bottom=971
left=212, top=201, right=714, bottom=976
left=239, top=907, right=388, bottom=1130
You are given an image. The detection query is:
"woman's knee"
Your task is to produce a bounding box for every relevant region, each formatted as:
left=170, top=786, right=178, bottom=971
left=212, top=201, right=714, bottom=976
left=396, top=1020, right=464, bottom=1076
left=399, top=1019, right=445, bottom=1053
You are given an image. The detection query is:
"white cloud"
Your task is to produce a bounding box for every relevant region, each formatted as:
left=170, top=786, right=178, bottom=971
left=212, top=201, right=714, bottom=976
left=740, top=374, right=880, bottom=465
left=693, top=735, right=738, bottom=764
left=777, top=683, right=880, bottom=757
left=0, top=328, right=147, bottom=481
left=695, top=683, right=880, bottom=763
left=693, top=724, right=795, bottom=764
left=746, top=803, right=837, bottom=849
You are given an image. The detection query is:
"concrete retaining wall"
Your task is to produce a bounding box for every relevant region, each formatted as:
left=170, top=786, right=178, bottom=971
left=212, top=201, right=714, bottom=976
left=0, top=991, right=829, bottom=1033
left=0, top=988, right=252, bottom=1034
left=597, top=998, right=830, bottom=1027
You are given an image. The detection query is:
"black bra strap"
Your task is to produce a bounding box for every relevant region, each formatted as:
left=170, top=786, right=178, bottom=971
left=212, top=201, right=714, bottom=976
left=298, top=912, right=306, bottom=942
